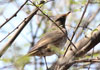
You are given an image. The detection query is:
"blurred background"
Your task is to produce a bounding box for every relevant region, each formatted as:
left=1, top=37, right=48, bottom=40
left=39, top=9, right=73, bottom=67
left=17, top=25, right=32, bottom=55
left=0, top=0, right=100, bottom=70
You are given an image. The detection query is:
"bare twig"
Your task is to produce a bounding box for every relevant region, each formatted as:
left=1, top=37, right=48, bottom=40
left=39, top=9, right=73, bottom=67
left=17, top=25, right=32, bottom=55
left=75, top=25, right=100, bottom=57
left=66, top=58, right=100, bottom=66
left=0, top=0, right=28, bottom=29
left=66, top=24, right=92, bottom=30
left=74, top=7, right=100, bottom=43
left=0, top=22, right=23, bottom=42
left=64, top=0, right=91, bottom=57
left=0, top=1, right=46, bottom=57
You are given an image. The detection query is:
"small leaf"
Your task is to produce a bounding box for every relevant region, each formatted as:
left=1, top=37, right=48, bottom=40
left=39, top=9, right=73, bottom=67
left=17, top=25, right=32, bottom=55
left=0, top=58, right=11, bottom=62
left=50, top=45, right=63, bottom=55
left=70, top=0, right=80, bottom=4
left=15, top=55, right=30, bottom=67
left=74, top=8, right=81, bottom=12
left=24, top=43, right=30, bottom=47
left=91, top=29, right=98, bottom=35
left=36, top=4, right=43, bottom=7
left=42, top=10, right=48, bottom=15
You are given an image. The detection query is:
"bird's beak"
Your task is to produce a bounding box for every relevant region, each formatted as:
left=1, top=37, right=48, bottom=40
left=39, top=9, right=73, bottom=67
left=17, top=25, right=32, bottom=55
left=55, top=12, right=71, bottom=21
left=65, top=11, right=71, bottom=17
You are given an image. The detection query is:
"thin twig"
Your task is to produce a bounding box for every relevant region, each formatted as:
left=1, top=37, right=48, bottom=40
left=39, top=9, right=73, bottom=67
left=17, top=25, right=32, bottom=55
left=0, top=0, right=28, bottom=29
left=0, top=1, right=46, bottom=57
left=44, top=56, right=49, bottom=70
left=67, top=58, right=100, bottom=66
left=88, top=48, right=94, bottom=70
left=64, top=0, right=91, bottom=57
left=0, top=21, right=24, bottom=42
left=66, top=24, right=92, bottom=30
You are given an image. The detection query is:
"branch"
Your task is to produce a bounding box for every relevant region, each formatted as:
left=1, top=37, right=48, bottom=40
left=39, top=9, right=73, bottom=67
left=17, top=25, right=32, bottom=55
left=0, top=1, right=46, bottom=57
left=64, top=0, right=91, bottom=56
left=0, top=0, right=28, bottom=29
left=75, top=25, right=100, bottom=57
left=74, top=7, right=100, bottom=43
left=64, top=58, right=100, bottom=67
left=49, top=24, right=100, bottom=70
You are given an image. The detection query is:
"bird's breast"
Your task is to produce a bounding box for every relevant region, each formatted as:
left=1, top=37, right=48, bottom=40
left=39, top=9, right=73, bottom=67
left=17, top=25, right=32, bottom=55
left=53, top=36, right=67, bottom=49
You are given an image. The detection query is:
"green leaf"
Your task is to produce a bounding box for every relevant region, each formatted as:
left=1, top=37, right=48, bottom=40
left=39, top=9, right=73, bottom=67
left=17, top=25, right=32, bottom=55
left=50, top=45, right=63, bottom=55
left=70, top=0, right=80, bottom=4
left=81, top=0, right=87, bottom=5
left=36, top=4, right=43, bottom=7
left=24, top=43, right=30, bottom=47
left=42, top=10, right=48, bottom=15
left=91, top=29, right=98, bottom=35
left=0, top=58, right=11, bottom=62
left=74, top=8, right=81, bottom=12
left=15, top=55, right=30, bottom=67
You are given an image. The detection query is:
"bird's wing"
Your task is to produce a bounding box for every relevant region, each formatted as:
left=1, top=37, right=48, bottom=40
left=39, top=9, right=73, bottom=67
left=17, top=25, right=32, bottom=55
left=28, top=30, right=65, bottom=53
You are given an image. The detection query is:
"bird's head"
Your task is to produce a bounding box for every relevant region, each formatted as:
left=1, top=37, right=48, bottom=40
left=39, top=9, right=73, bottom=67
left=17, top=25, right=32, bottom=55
left=55, top=12, right=70, bottom=28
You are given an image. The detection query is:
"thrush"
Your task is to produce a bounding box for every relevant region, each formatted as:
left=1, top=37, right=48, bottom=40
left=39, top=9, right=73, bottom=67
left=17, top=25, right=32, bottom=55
left=28, top=12, right=70, bottom=56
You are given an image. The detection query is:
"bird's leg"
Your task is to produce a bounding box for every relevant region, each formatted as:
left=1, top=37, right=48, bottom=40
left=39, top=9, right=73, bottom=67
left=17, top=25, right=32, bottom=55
left=43, top=56, right=48, bottom=70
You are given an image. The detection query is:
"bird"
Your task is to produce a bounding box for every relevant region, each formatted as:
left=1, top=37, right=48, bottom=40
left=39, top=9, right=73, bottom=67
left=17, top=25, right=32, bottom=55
left=28, top=12, right=70, bottom=57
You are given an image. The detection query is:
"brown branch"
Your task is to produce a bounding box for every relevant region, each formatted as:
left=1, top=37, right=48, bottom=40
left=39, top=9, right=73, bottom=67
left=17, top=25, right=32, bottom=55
left=0, top=1, right=46, bottom=57
left=75, top=25, right=100, bottom=57
left=65, top=24, right=92, bottom=30
left=64, top=0, right=91, bottom=57
left=0, top=22, right=23, bottom=42
left=63, top=0, right=91, bottom=56
left=85, top=50, right=100, bottom=57
left=0, top=0, right=28, bottom=29
left=64, top=58, right=100, bottom=67
left=49, top=24, right=100, bottom=70
left=74, top=7, right=100, bottom=43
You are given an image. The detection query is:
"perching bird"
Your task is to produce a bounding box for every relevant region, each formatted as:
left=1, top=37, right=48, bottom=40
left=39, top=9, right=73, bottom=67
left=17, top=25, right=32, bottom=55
left=28, top=12, right=70, bottom=56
